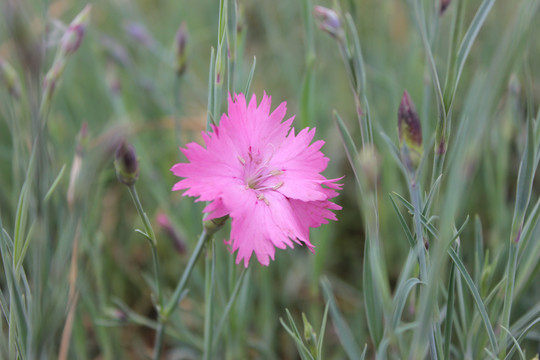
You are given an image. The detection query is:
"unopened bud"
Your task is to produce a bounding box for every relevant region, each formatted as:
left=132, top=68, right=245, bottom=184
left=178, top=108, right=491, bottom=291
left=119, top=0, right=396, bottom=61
left=114, top=142, right=139, bottom=186
left=398, top=90, right=423, bottom=173
left=60, top=4, right=91, bottom=57
left=440, top=0, right=452, bottom=15
left=157, top=212, right=186, bottom=254
left=202, top=215, right=228, bottom=235
left=313, top=6, right=344, bottom=39
left=100, top=36, right=132, bottom=68
left=0, top=58, right=21, bottom=99
left=302, top=313, right=317, bottom=347
left=68, top=122, right=88, bottom=209
left=124, top=22, right=154, bottom=49
left=174, top=22, right=188, bottom=76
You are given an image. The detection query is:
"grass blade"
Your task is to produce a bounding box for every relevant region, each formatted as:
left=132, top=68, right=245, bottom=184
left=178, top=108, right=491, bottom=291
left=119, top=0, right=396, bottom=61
left=320, top=277, right=363, bottom=359
left=447, top=247, right=498, bottom=352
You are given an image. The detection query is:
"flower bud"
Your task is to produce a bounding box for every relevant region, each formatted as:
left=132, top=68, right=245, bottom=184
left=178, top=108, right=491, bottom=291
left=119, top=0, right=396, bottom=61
left=124, top=22, right=154, bottom=49
left=68, top=122, right=88, bottom=209
left=302, top=313, right=317, bottom=347
left=398, top=90, right=423, bottom=173
left=202, top=215, right=228, bottom=235
left=174, top=22, right=188, bottom=76
left=114, top=142, right=139, bottom=186
left=157, top=212, right=186, bottom=254
left=313, top=6, right=344, bottom=39
left=440, top=0, right=452, bottom=15
left=0, top=58, right=21, bottom=99
left=60, top=4, right=91, bottom=57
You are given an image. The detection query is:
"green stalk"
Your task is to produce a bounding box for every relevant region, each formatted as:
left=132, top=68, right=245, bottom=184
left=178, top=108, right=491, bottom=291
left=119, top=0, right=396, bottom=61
left=409, top=177, right=438, bottom=360
left=127, top=186, right=161, bottom=304
left=163, top=228, right=213, bottom=317
left=203, top=239, right=216, bottom=360
left=498, top=242, right=518, bottom=358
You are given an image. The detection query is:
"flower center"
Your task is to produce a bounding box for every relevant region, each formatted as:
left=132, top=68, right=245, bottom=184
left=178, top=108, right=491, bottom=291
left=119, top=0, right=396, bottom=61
left=238, top=148, right=283, bottom=193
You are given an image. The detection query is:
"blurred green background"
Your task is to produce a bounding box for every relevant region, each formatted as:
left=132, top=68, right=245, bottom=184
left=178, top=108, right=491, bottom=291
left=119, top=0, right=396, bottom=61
left=0, top=0, right=539, bottom=358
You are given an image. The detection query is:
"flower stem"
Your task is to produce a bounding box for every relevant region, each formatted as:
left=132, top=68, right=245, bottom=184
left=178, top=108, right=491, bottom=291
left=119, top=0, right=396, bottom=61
left=152, top=322, right=165, bottom=360
left=164, top=228, right=213, bottom=317
left=127, top=185, right=162, bottom=305
left=126, top=185, right=166, bottom=359
left=203, top=239, right=216, bottom=360
left=409, top=177, right=438, bottom=360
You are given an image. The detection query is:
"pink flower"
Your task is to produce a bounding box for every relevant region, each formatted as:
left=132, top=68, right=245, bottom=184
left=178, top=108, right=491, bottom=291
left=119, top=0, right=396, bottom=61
left=171, top=93, right=342, bottom=267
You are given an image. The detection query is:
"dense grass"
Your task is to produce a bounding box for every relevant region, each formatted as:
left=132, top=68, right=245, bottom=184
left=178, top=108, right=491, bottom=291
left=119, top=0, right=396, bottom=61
left=0, top=0, right=539, bottom=358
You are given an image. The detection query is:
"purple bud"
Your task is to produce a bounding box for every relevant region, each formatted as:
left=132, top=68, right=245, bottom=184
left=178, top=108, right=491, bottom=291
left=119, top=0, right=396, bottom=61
left=156, top=212, right=186, bottom=254
left=398, top=90, right=423, bottom=172
left=440, top=0, right=452, bottom=15
left=114, top=142, right=139, bottom=186
left=124, top=22, right=154, bottom=49
left=60, top=4, right=91, bottom=56
left=174, top=22, right=188, bottom=76
left=313, top=6, right=343, bottom=39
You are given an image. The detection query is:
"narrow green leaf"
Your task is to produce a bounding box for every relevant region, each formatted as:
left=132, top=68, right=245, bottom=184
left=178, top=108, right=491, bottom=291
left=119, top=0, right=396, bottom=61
left=423, top=174, right=442, bottom=215
left=320, top=277, right=363, bottom=359
left=280, top=310, right=315, bottom=360
left=379, top=130, right=407, bottom=176
left=362, top=239, right=383, bottom=347
left=474, top=215, right=484, bottom=287
left=334, top=111, right=361, bottom=189
left=443, top=260, right=456, bottom=360
left=391, top=192, right=438, bottom=238
left=454, top=0, right=497, bottom=98
left=500, top=326, right=525, bottom=360
left=506, top=317, right=540, bottom=360
left=511, top=119, right=537, bottom=242
left=389, top=195, right=416, bottom=249
left=206, top=47, right=216, bottom=129
left=447, top=247, right=498, bottom=352
left=44, top=164, right=66, bottom=202
left=316, top=302, right=330, bottom=359
left=243, top=57, right=256, bottom=96
left=391, top=277, right=423, bottom=329
left=212, top=268, right=247, bottom=350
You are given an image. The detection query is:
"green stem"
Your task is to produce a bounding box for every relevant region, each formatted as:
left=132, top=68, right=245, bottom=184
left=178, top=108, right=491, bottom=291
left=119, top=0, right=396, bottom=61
left=127, top=185, right=166, bottom=359
left=498, top=242, right=518, bottom=358
left=127, top=186, right=161, bottom=304
left=203, top=239, right=216, bottom=360
left=164, top=228, right=213, bottom=317
left=410, top=177, right=438, bottom=360
left=152, top=323, right=166, bottom=360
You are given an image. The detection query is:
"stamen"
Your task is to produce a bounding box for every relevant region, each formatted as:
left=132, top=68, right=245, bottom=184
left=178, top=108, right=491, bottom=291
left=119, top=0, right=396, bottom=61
left=271, top=170, right=281, bottom=177
left=237, top=155, right=246, bottom=165
left=273, top=181, right=284, bottom=190
left=257, top=193, right=269, bottom=205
